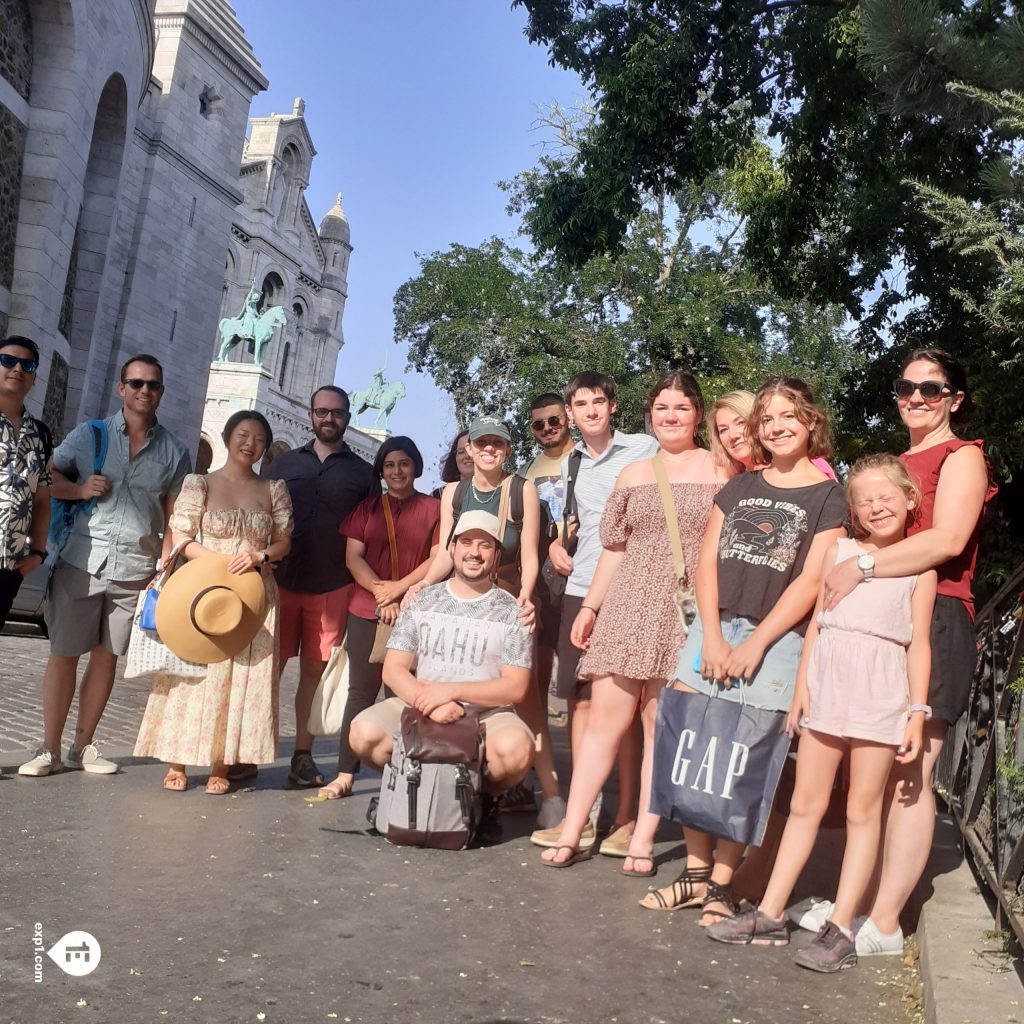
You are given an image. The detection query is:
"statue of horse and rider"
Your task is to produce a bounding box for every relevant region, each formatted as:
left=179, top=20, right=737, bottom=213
left=351, top=366, right=407, bottom=431
left=217, top=282, right=288, bottom=365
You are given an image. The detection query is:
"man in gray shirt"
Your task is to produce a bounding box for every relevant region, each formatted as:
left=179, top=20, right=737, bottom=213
left=20, top=354, right=190, bottom=777
left=530, top=371, right=657, bottom=850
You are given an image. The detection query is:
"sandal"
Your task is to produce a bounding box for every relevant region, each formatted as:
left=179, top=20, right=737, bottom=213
left=162, top=768, right=188, bottom=792
left=316, top=777, right=353, bottom=801
left=639, top=864, right=711, bottom=911
left=698, top=880, right=739, bottom=927
left=541, top=844, right=594, bottom=869
left=205, top=775, right=231, bottom=795
left=622, top=854, right=657, bottom=878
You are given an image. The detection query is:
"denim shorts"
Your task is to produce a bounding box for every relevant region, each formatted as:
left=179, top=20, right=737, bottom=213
left=672, top=613, right=805, bottom=713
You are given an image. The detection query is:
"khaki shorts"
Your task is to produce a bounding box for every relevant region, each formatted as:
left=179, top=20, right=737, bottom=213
left=354, top=696, right=534, bottom=745
left=45, top=560, right=150, bottom=657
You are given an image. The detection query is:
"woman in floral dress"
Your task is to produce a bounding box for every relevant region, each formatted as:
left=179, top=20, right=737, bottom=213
left=134, top=411, right=293, bottom=794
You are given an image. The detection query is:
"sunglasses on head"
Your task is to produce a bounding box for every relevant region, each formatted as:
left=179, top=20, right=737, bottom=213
left=0, top=353, right=38, bottom=374
left=893, top=378, right=952, bottom=401
left=530, top=415, right=564, bottom=431
left=123, top=378, right=164, bottom=393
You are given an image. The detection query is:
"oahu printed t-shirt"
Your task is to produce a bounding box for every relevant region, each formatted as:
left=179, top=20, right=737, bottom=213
left=715, top=470, right=848, bottom=633
left=387, top=581, right=533, bottom=683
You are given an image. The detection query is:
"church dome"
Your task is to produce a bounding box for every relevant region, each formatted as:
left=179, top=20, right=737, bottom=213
left=319, top=193, right=350, bottom=244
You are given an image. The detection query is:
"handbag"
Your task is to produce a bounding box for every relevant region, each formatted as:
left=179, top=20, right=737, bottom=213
left=124, top=540, right=205, bottom=679
left=307, top=641, right=351, bottom=736
left=651, top=452, right=696, bottom=632
left=649, top=685, right=791, bottom=847
left=368, top=494, right=400, bottom=664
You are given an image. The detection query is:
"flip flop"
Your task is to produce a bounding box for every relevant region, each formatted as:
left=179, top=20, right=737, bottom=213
left=622, top=854, right=657, bottom=877
left=542, top=844, right=594, bottom=869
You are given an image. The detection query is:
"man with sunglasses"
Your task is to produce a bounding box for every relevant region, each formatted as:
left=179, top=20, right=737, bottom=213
left=0, top=336, right=52, bottom=630
left=262, top=384, right=379, bottom=788
left=20, top=354, right=190, bottom=777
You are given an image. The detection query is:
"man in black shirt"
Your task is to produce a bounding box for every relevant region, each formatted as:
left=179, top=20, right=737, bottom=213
left=262, top=385, right=379, bottom=787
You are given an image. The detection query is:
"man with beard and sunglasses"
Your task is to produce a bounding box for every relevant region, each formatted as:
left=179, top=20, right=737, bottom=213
left=0, top=335, right=52, bottom=630
left=20, top=354, right=190, bottom=778
left=261, top=385, right=379, bottom=788
left=501, top=393, right=577, bottom=827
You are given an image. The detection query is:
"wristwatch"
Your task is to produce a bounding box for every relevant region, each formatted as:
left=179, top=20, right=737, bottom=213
left=857, top=553, right=875, bottom=580
left=259, top=551, right=270, bottom=565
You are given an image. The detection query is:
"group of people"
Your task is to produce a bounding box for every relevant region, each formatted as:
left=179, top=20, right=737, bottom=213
left=0, top=330, right=996, bottom=974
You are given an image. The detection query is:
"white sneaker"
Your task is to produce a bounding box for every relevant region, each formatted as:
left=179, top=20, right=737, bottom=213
left=65, top=743, right=118, bottom=775
left=537, top=796, right=567, bottom=830
left=18, top=748, right=62, bottom=776
left=787, top=896, right=835, bottom=933
left=854, top=916, right=904, bottom=956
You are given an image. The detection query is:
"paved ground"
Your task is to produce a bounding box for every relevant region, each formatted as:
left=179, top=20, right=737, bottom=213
left=0, top=630, right=922, bottom=1024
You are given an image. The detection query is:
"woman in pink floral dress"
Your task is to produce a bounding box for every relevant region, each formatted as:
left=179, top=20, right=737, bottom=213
left=134, top=411, right=293, bottom=794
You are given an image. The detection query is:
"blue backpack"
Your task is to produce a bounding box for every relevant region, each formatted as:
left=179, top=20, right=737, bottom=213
left=46, top=419, right=108, bottom=561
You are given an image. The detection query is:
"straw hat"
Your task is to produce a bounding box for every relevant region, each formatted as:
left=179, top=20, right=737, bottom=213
left=155, top=555, right=266, bottom=664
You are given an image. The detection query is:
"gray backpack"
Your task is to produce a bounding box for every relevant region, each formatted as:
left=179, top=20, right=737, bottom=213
left=375, top=707, right=484, bottom=850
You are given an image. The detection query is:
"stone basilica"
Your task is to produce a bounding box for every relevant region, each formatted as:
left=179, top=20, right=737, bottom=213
left=0, top=0, right=374, bottom=465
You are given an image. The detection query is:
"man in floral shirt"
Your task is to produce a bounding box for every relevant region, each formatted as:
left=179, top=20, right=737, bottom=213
left=0, top=335, right=51, bottom=629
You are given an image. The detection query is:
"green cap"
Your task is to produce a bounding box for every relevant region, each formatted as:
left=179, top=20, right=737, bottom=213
left=467, top=415, right=511, bottom=443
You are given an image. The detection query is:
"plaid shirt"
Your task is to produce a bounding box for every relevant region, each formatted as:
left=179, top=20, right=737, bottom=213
left=0, top=409, right=52, bottom=570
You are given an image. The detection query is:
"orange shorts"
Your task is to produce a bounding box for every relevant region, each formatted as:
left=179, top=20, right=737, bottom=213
left=278, top=584, right=351, bottom=663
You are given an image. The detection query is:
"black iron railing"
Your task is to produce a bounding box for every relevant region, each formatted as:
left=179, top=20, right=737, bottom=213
left=936, top=560, right=1024, bottom=943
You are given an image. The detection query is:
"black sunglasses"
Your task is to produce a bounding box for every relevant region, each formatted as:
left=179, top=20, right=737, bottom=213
left=312, top=407, right=348, bottom=419
left=530, top=415, right=564, bottom=431
left=123, top=378, right=164, bottom=393
left=893, top=378, right=952, bottom=401
left=0, top=353, right=38, bottom=374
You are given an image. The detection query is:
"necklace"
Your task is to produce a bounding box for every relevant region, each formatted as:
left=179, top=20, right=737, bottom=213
left=470, top=476, right=500, bottom=504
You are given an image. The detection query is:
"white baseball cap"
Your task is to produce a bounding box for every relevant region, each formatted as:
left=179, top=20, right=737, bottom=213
left=452, top=510, right=502, bottom=542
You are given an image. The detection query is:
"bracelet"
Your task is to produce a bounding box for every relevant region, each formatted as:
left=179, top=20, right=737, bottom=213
left=581, top=605, right=598, bottom=615
left=28, top=547, right=46, bottom=560
left=909, top=703, right=932, bottom=719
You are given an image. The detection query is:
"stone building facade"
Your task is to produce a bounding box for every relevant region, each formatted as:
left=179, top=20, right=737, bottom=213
left=0, top=0, right=267, bottom=453
left=199, top=104, right=379, bottom=470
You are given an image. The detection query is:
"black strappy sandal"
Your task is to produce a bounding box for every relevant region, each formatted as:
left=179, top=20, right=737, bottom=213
left=699, top=880, right=739, bottom=926
left=639, top=864, right=711, bottom=912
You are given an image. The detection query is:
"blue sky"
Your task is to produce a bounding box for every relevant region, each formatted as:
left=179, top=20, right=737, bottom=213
left=237, top=1, right=584, bottom=485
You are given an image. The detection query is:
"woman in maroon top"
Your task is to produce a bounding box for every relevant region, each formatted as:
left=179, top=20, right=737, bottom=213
left=820, top=348, right=997, bottom=953
left=317, top=436, right=441, bottom=799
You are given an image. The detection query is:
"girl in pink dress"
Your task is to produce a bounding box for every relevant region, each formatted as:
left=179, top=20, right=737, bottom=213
left=707, top=454, right=937, bottom=972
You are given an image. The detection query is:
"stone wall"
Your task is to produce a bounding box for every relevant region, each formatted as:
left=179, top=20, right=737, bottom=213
left=0, top=0, right=33, bottom=101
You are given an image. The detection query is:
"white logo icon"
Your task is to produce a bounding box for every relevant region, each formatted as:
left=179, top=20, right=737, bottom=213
left=46, top=931, right=101, bottom=977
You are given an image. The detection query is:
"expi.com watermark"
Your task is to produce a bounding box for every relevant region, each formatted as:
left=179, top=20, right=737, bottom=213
left=31, top=925, right=102, bottom=982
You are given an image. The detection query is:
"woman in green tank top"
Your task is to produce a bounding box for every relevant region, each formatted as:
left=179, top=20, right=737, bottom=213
left=407, top=415, right=540, bottom=626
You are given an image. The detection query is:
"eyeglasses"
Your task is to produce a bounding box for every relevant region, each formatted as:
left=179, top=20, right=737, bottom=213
left=123, top=378, right=164, bottom=392
left=530, top=415, right=564, bottom=431
left=312, top=407, right=348, bottom=419
left=893, top=378, right=952, bottom=401
left=0, top=353, right=38, bottom=374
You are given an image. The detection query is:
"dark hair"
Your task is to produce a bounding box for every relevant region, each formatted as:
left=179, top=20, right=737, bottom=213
left=120, top=353, right=163, bottom=382
left=1, top=334, right=40, bottom=362
left=900, top=347, right=974, bottom=424
left=440, top=429, right=470, bottom=483
left=373, top=435, right=424, bottom=479
left=222, top=409, right=273, bottom=448
left=530, top=392, right=565, bottom=412
left=646, top=371, right=705, bottom=423
left=748, top=376, right=832, bottom=466
left=565, top=371, right=616, bottom=406
left=310, top=384, right=349, bottom=411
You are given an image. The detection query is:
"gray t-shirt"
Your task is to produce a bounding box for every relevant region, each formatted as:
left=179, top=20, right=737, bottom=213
left=715, top=471, right=848, bottom=634
left=564, top=430, right=658, bottom=597
left=387, top=581, right=533, bottom=682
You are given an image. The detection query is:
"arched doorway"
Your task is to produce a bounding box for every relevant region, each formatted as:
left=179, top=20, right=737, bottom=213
left=262, top=439, right=292, bottom=468
left=196, top=435, right=214, bottom=475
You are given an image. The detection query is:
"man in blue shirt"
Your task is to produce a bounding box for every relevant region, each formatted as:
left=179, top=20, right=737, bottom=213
left=20, top=355, right=190, bottom=777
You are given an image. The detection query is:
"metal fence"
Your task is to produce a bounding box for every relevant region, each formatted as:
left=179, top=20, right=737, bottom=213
left=936, top=560, right=1024, bottom=943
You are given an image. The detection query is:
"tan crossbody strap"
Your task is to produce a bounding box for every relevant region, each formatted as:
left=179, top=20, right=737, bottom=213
left=493, top=477, right=513, bottom=577
left=381, top=494, right=400, bottom=582
left=651, top=453, right=686, bottom=590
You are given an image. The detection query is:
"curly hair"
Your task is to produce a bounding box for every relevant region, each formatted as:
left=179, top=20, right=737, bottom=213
left=748, top=376, right=832, bottom=467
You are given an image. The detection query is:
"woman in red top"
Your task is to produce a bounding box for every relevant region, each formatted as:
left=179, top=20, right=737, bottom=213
left=820, top=347, right=997, bottom=954
left=317, top=436, right=441, bottom=799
